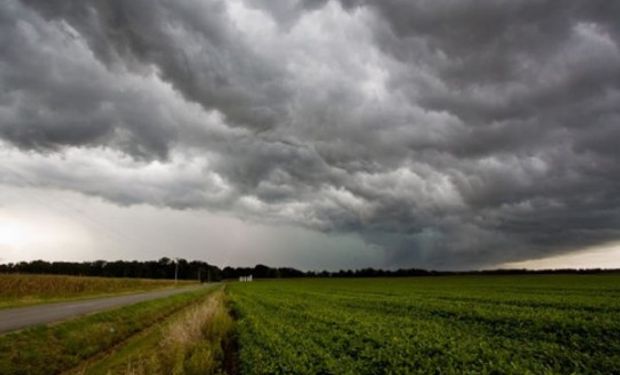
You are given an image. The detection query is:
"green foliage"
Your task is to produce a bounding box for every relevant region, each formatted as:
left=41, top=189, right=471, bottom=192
left=229, top=275, right=620, bottom=374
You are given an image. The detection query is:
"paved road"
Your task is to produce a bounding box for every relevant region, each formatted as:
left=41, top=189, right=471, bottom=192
left=0, top=285, right=209, bottom=334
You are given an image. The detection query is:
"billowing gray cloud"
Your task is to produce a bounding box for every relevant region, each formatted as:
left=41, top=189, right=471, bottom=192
left=1, top=0, right=619, bottom=268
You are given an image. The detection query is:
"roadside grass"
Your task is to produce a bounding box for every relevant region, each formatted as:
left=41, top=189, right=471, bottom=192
left=0, top=274, right=196, bottom=309
left=71, top=288, right=236, bottom=375
left=0, top=285, right=217, bottom=375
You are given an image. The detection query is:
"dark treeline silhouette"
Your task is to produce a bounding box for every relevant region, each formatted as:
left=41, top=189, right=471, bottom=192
left=1, top=259, right=618, bottom=281
left=0, top=258, right=221, bottom=282
left=0, top=259, right=308, bottom=281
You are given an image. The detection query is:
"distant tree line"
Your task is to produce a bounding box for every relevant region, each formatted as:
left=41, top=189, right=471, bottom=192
left=0, top=259, right=618, bottom=281
left=0, top=258, right=220, bottom=282
left=0, top=259, right=308, bottom=281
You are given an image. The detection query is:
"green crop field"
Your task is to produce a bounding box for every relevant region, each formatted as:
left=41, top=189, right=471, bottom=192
left=1, top=274, right=619, bottom=374
left=229, top=275, right=620, bottom=374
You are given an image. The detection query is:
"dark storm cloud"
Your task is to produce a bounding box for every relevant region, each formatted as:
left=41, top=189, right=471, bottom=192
left=1, top=0, right=620, bottom=268
left=25, top=0, right=292, bottom=132
left=242, top=0, right=329, bottom=28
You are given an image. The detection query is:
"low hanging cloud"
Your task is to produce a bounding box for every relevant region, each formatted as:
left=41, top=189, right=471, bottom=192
left=1, top=0, right=619, bottom=268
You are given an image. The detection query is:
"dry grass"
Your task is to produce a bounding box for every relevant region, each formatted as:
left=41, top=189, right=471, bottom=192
left=121, top=289, right=234, bottom=375
left=0, top=274, right=194, bottom=308
left=0, top=287, right=214, bottom=375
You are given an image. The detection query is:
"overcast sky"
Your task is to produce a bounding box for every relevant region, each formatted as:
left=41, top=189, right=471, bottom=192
left=1, top=0, right=619, bottom=270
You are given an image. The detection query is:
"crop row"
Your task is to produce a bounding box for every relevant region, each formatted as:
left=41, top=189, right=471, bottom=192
left=229, top=276, right=620, bottom=374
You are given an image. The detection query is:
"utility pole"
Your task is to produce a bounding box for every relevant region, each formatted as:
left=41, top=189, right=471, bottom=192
left=174, top=257, right=179, bottom=284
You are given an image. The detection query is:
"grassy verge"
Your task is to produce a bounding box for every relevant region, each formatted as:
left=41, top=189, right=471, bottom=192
left=70, top=288, right=236, bottom=375
left=0, top=274, right=196, bottom=309
left=0, top=285, right=216, bottom=375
